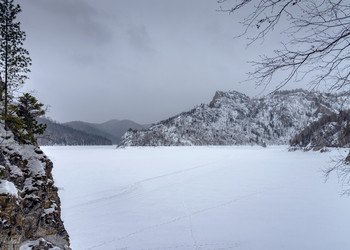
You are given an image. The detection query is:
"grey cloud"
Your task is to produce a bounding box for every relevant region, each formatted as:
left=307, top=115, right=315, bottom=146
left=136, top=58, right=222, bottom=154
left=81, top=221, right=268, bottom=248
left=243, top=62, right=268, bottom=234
left=127, top=25, right=156, bottom=55
left=71, top=53, right=95, bottom=67
left=21, top=0, right=112, bottom=45
left=17, top=0, right=299, bottom=124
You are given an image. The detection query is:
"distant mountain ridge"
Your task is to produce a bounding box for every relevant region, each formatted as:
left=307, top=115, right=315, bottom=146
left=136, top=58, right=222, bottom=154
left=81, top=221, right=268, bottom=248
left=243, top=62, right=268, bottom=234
left=119, top=89, right=350, bottom=147
left=37, top=118, right=112, bottom=146
left=64, top=119, right=149, bottom=144
left=36, top=117, right=149, bottom=146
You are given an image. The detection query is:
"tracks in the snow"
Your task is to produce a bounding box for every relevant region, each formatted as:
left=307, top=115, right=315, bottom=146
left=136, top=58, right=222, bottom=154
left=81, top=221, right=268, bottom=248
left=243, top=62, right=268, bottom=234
left=67, top=159, right=226, bottom=209
left=85, top=191, right=260, bottom=250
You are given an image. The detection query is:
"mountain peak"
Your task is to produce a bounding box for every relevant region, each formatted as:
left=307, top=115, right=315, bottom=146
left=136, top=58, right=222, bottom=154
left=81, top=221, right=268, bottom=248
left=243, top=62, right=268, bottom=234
left=119, top=89, right=350, bottom=147
left=209, top=90, right=249, bottom=108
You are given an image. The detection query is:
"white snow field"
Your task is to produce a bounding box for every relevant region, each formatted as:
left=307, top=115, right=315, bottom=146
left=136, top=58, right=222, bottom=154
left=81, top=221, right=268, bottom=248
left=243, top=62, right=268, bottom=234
left=42, top=146, right=350, bottom=250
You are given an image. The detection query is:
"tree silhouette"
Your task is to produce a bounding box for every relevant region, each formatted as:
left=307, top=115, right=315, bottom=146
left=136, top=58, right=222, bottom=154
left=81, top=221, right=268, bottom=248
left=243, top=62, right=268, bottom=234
left=0, top=0, right=31, bottom=127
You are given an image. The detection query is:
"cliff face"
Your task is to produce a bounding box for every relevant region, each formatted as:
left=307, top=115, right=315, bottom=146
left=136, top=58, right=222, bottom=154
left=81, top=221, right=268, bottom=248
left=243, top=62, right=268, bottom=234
left=0, top=122, right=70, bottom=249
left=119, top=89, right=350, bottom=147
left=290, top=110, right=350, bottom=150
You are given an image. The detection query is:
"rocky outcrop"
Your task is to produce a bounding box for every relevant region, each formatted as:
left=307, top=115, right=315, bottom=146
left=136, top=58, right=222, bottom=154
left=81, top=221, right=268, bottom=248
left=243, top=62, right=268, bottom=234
left=0, top=122, right=70, bottom=250
left=119, top=89, right=350, bottom=147
left=290, top=110, right=350, bottom=150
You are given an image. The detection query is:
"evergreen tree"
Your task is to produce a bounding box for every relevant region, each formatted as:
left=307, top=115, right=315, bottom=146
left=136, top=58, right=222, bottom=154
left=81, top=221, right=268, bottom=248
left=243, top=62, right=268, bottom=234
left=0, top=0, right=31, bottom=127
left=12, top=93, right=46, bottom=144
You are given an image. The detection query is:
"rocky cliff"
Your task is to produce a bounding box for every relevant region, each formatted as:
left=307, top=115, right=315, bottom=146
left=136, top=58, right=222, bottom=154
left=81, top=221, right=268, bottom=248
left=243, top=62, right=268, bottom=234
left=0, top=121, right=70, bottom=249
left=290, top=109, right=350, bottom=150
left=119, top=89, right=350, bottom=147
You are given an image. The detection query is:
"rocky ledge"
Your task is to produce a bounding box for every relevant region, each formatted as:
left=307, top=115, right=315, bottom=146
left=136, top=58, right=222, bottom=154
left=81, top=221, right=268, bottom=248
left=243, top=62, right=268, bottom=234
left=0, top=122, right=70, bottom=250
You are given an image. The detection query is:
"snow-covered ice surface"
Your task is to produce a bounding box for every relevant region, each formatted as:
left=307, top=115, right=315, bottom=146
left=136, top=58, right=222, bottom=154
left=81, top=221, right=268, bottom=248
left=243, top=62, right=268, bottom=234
left=42, top=145, right=350, bottom=250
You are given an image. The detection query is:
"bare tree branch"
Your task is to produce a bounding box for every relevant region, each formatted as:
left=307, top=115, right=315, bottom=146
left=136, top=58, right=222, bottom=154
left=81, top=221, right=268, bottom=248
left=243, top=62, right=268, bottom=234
left=218, top=0, right=350, bottom=92
left=219, top=0, right=350, bottom=194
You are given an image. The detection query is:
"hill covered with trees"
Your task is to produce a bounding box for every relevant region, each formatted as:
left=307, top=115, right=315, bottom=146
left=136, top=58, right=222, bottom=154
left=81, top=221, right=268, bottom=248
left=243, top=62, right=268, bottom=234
left=119, top=89, right=350, bottom=147
left=37, top=117, right=112, bottom=146
left=64, top=119, right=149, bottom=144
left=290, top=110, right=350, bottom=150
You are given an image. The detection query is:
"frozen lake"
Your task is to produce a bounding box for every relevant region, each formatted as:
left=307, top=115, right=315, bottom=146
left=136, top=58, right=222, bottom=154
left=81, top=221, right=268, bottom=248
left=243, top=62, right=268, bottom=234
left=42, top=146, right=350, bottom=250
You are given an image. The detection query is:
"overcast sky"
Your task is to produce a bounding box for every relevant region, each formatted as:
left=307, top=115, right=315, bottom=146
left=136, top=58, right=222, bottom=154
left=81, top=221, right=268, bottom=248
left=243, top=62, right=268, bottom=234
left=18, top=0, right=302, bottom=124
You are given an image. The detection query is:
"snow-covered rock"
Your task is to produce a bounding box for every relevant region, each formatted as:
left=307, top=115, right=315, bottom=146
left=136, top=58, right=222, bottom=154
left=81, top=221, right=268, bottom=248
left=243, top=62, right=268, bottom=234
left=119, top=89, right=350, bottom=147
left=20, top=238, right=63, bottom=250
left=0, top=121, right=70, bottom=249
left=290, top=109, right=350, bottom=150
left=0, top=180, right=18, bottom=198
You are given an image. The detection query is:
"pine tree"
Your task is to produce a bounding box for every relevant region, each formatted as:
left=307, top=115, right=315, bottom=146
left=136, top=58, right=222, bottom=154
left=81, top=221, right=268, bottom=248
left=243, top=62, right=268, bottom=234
left=0, top=0, right=31, bottom=128
left=11, top=93, right=46, bottom=144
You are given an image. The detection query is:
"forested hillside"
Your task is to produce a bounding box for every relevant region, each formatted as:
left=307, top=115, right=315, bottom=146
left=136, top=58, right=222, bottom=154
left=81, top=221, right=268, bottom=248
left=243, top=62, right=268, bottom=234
left=37, top=118, right=112, bottom=146
left=119, top=89, right=350, bottom=147
left=64, top=119, right=149, bottom=144
left=290, top=110, right=350, bottom=150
